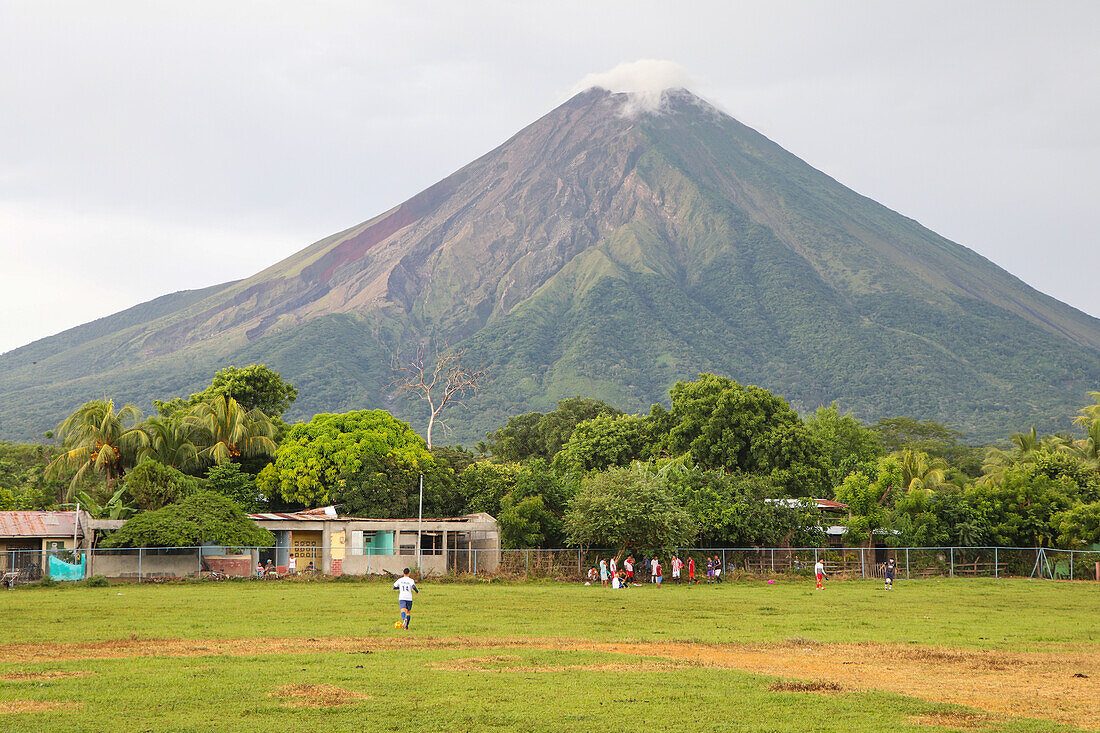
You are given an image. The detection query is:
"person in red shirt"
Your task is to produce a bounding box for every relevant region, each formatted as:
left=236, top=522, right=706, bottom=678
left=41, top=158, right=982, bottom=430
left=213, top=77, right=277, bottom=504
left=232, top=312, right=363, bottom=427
left=687, top=556, right=695, bottom=584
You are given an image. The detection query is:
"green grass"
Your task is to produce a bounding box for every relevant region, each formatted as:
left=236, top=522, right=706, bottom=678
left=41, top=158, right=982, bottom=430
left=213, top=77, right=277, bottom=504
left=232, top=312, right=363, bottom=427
left=0, top=578, right=1097, bottom=732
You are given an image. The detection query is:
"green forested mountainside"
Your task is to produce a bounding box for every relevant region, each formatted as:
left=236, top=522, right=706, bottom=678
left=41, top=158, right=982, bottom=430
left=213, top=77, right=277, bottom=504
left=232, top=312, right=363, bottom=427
left=1, top=88, right=1098, bottom=444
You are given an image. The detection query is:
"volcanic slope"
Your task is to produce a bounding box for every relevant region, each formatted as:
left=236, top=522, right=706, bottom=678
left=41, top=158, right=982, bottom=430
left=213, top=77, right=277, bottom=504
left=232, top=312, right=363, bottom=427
left=2, top=88, right=1099, bottom=443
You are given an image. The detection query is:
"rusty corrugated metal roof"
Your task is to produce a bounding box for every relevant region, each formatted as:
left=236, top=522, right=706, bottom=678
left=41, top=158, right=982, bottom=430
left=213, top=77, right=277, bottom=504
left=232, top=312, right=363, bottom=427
left=247, top=512, right=492, bottom=523
left=0, top=511, right=78, bottom=537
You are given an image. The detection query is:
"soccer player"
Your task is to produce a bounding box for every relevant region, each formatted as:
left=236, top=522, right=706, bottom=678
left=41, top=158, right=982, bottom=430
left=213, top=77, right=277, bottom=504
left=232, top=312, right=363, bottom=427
left=599, top=558, right=609, bottom=588
left=814, top=559, right=826, bottom=590
left=671, top=555, right=682, bottom=584
left=393, top=568, right=418, bottom=630
left=687, top=556, right=695, bottom=584
left=883, top=557, right=897, bottom=590
left=624, top=555, right=634, bottom=582
left=654, top=558, right=662, bottom=586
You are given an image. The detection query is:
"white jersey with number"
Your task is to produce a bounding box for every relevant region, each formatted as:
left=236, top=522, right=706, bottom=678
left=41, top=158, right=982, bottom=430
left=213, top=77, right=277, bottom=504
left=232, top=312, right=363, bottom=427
left=814, top=561, right=824, bottom=575
left=394, top=576, right=417, bottom=601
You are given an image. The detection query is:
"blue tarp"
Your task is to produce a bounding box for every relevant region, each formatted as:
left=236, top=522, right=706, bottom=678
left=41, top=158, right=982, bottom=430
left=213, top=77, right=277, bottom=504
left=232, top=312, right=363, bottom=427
left=47, top=555, right=85, bottom=581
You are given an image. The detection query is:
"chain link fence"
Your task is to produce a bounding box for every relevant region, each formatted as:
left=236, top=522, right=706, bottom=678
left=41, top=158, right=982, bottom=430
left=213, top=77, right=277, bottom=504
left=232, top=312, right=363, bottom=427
left=3, top=545, right=1100, bottom=586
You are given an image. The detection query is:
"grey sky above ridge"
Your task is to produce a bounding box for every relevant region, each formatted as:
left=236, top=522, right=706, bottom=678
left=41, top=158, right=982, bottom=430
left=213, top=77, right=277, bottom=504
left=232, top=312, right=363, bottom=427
left=1, top=3, right=1098, bottom=355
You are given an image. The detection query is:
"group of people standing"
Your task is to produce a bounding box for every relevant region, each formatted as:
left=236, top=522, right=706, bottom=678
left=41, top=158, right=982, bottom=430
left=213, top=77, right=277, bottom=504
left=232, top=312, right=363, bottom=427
left=590, top=553, right=726, bottom=587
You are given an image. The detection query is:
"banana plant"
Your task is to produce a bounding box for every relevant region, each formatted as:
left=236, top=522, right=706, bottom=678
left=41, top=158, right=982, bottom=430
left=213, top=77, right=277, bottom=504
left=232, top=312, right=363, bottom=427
left=68, top=486, right=136, bottom=521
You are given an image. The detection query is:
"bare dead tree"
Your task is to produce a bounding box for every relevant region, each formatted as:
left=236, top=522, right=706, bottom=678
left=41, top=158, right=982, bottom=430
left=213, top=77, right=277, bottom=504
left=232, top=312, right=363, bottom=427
left=389, top=347, right=486, bottom=449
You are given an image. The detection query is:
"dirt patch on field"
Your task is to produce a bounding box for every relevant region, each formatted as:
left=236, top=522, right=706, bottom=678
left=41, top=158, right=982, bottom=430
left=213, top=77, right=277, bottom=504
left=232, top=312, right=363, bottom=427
left=553, top=640, right=1100, bottom=730
left=429, top=654, right=692, bottom=674
left=269, top=683, right=369, bottom=708
left=768, top=680, right=844, bottom=694
left=0, top=635, right=508, bottom=664
left=0, top=670, right=92, bottom=681
left=0, top=700, right=82, bottom=714
left=2, top=635, right=1097, bottom=728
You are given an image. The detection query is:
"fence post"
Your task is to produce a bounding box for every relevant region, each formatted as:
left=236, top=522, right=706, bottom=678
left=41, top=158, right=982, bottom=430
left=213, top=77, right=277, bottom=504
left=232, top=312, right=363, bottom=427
left=138, top=548, right=142, bottom=582
left=950, top=547, right=954, bottom=578
left=722, top=549, right=727, bottom=572
left=860, top=547, right=865, bottom=579
left=994, top=547, right=998, bottom=578
left=1070, top=550, right=1074, bottom=581
left=905, top=548, right=910, bottom=580
left=770, top=548, right=775, bottom=573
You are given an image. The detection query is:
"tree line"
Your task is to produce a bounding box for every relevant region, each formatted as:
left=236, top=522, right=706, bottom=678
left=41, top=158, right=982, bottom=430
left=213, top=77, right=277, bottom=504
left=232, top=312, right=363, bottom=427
left=2, top=365, right=1098, bottom=552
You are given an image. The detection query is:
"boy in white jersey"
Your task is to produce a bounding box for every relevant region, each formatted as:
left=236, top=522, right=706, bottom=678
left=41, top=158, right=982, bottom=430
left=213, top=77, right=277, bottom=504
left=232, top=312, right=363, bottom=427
left=393, top=568, right=419, bottom=630
left=814, top=559, right=826, bottom=590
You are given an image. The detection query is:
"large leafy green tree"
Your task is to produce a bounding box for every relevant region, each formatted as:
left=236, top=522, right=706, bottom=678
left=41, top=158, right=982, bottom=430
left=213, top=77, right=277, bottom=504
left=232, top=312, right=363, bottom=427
left=257, top=410, right=436, bottom=509
left=1055, top=502, right=1100, bottom=549
left=0, top=442, right=69, bottom=509
left=480, top=397, right=621, bottom=462
left=457, top=461, right=522, bottom=516
left=833, top=471, right=891, bottom=546
left=564, top=464, right=696, bottom=555
left=100, top=491, right=273, bottom=548
left=980, top=469, right=1075, bottom=547
left=669, top=468, right=823, bottom=547
left=664, top=374, right=830, bottom=495
left=47, top=399, right=147, bottom=496
left=122, top=459, right=198, bottom=511
left=805, top=403, right=884, bottom=485
left=188, top=364, right=298, bottom=418
left=553, top=413, right=650, bottom=474
left=204, top=463, right=262, bottom=512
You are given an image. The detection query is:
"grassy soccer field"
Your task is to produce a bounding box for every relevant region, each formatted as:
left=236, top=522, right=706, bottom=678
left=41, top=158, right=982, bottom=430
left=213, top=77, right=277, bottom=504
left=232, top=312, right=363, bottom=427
left=0, top=577, right=1097, bottom=732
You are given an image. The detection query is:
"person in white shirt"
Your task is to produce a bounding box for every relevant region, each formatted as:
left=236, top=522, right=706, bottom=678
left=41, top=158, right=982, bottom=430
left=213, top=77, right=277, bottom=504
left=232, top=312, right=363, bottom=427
left=814, top=560, right=826, bottom=590
left=393, top=568, right=419, bottom=630
left=288, top=554, right=297, bottom=575
left=671, top=556, right=683, bottom=583
left=650, top=556, right=659, bottom=583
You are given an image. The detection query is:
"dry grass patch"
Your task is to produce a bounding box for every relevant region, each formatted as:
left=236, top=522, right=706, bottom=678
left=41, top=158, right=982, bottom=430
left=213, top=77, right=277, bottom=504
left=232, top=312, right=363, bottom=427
left=0, top=670, right=92, bottom=681
left=909, top=710, right=994, bottom=729
left=0, top=700, right=82, bottom=714
left=769, top=680, right=844, bottom=694
left=4, top=635, right=1098, bottom=728
left=269, top=683, right=370, bottom=708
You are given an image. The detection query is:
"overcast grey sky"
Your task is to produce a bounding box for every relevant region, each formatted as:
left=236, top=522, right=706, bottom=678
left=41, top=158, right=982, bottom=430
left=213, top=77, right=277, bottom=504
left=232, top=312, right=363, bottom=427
left=1, top=1, right=1097, bottom=354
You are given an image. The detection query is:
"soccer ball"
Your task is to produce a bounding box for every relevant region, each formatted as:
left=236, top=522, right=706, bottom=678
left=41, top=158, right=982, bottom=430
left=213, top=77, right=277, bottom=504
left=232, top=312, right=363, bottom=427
left=394, top=621, right=403, bottom=629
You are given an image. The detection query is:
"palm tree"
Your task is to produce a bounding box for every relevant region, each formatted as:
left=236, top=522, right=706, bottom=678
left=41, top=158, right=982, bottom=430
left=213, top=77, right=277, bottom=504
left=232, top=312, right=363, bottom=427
left=1073, top=420, right=1100, bottom=470
left=46, top=399, right=147, bottom=498
left=1073, top=390, right=1100, bottom=428
left=185, top=395, right=277, bottom=466
left=898, top=449, right=947, bottom=493
left=1010, top=427, right=1041, bottom=455
left=138, top=415, right=203, bottom=473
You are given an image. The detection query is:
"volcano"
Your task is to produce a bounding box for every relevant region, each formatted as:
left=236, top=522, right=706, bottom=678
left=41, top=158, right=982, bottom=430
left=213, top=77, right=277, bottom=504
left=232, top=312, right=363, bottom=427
left=3, top=87, right=1098, bottom=443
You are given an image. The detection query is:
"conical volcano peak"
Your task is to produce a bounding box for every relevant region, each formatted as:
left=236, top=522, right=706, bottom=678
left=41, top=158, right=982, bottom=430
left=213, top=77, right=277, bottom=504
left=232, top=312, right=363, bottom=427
left=571, top=60, right=711, bottom=117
